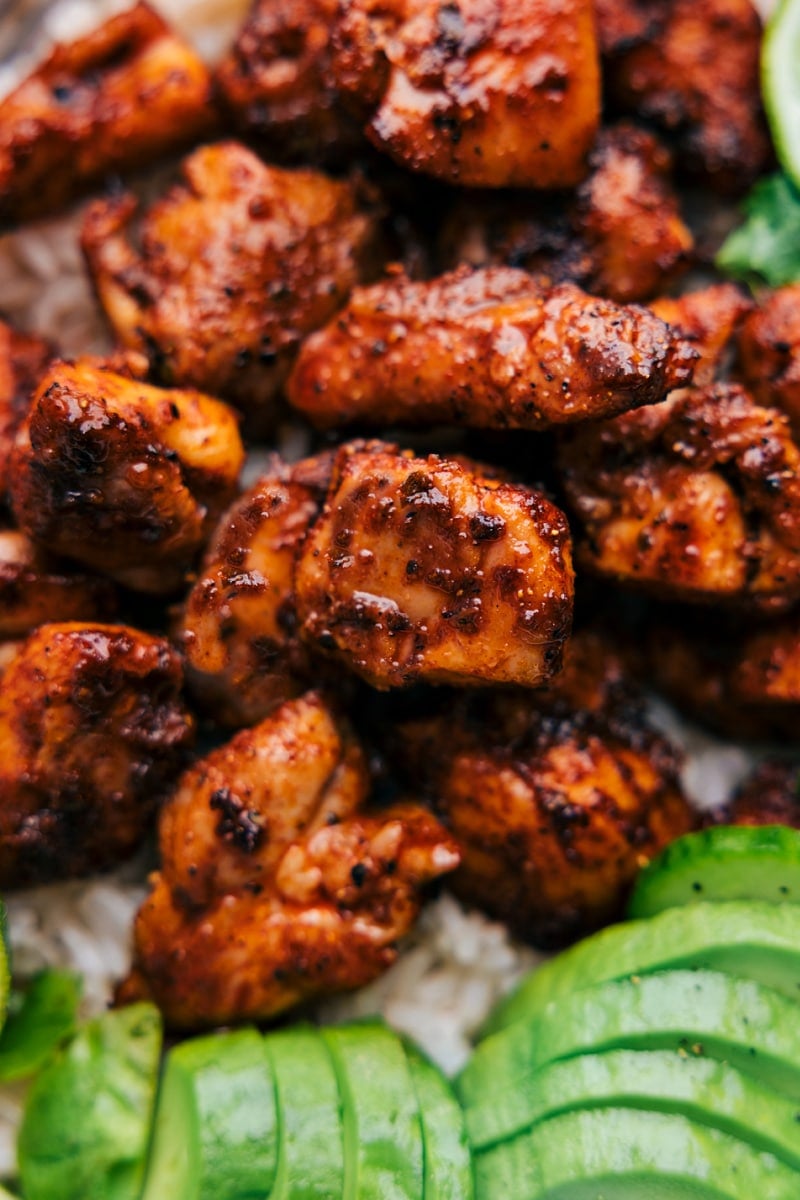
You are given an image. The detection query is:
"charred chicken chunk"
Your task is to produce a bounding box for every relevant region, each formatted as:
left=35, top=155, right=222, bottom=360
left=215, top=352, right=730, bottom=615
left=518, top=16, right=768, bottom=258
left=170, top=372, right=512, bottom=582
left=10, top=359, right=244, bottom=594
left=559, top=384, right=800, bottom=608
left=0, top=2, right=216, bottom=225
left=596, top=0, right=770, bottom=191
left=329, top=0, right=601, bottom=188
left=295, top=441, right=574, bottom=689
left=216, top=0, right=362, bottom=163
left=0, top=529, right=115, bottom=639
left=81, top=142, right=383, bottom=431
left=288, top=267, right=696, bottom=430
left=0, top=622, right=193, bottom=889
left=179, top=460, right=327, bottom=728
left=711, top=760, right=800, bottom=828
left=122, top=693, right=460, bottom=1027
left=394, top=638, right=693, bottom=946
left=651, top=283, right=753, bottom=387
left=738, top=286, right=800, bottom=433
left=440, top=124, right=693, bottom=303
left=0, top=320, right=51, bottom=503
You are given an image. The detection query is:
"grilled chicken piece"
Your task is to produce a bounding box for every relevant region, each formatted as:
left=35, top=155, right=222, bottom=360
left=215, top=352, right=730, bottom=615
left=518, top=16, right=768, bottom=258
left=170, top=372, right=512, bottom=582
left=329, top=0, right=600, bottom=188
left=216, top=0, right=362, bottom=163
left=559, top=384, right=800, bottom=608
left=711, top=760, right=800, bottom=828
left=10, top=359, right=243, bottom=595
left=295, top=441, right=574, bottom=689
left=81, top=143, right=383, bottom=432
left=179, top=459, right=328, bottom=728
left=393, top=635, right=693, bottom=947
left=0, top=2, right=216, bottom=225
left=651, top=283, right=753, bottom=387
left=738, top=286, right=800, bottom=433
left=0, top=320, right=51, bottom=502
left=596, top=0, right=770, bottom=192
left=288, top=267, right=696, bottom=431
left=0, top=529, right=115, bottom=639
left=0, top=622, right=193, bottom=888
left=122, top=693, right=460, bottom=1027
left=440, top=124, right=693, bottom=303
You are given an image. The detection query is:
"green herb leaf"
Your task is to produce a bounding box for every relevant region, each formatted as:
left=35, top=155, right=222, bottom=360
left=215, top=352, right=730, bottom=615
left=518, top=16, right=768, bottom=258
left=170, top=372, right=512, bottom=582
left=716, top=172, right=800, bottom=287
left=0, top=970, right=81, bottom=1082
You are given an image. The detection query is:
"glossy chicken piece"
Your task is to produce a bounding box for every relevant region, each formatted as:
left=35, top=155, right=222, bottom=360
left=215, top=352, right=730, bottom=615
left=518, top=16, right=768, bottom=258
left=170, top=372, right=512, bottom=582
left=0, top=623, right=193, bottom=888
left=440, top=124, right=692, bottom=303
left=81, top=143, right=383, bottom=432
left=295, top=441, right=574, bottom=689
left=394, top=643, right=693, bottom=947
left=0, top=529, right=116, bottom=639
left=0, top=320, right=51, bottom=502
left=122, top=694, right=460, bottom=1027
left=0, top=2, right=216, bottom=225
left=559, top=384, right=800, bottom=608
left=288, top=267, right=696, bottom=430
left=651, top=283, right=752, bottom=387
left=330, top=0, right=600, bottom=188
left=738, top=286, right=800, bottom=433
left=216, top=0, right=362, bottom=163
left=179, top=461, right=325, bottom=728
left=711, top=760, right=800, bottom=828
left=596, top=0, right=770, bottom=192
left=10, top=359, right=244, bottom=595
left=160, top=693, right=370, bottom=908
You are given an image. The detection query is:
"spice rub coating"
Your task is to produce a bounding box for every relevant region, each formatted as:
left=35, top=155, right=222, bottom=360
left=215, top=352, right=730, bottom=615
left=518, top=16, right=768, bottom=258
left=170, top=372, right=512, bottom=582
left=0, top=320, right=51, bottom=503
left=650, top=283, right=753, bottom=387
left=81, top=142, right=383, bottom=431
left=0, top=2, right=216, bottom=225
left=295, top=441, right=574, bottom=689
left=0, top=529, right=115, bottom=639
left=709, top=760, right=800, bottom=829
left=0, top=622, right=193, bottom=888
left=288, top=267, right=696, bottom=431
left=559, top=384, right=800, bottom=608
left=329, top=0, right=600, bottom=188
left=9, top=358, right=244, bottom=595
left=737, top=286, right=800, bottom=434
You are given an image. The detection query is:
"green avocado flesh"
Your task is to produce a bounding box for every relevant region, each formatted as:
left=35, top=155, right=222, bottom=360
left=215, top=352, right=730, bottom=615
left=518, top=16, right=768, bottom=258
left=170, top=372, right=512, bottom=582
left=460, top=969, right=800, bottom=1113
left=483, top=901, right=800, bottom=1037
left=17, top=1003, right=162, bottom=1200
left=323, top=1021, right=424, bottom=1200
left=473, top=1107, right=800, bottom=1200
left=405, top=1044, right=475, bottom=1200
left=464, top=1046, right=800, bottom=1163
left=266, top=1024, right=344, bottom=1200
left=141, top=1026, right=278, bottom=1200
left=628, top=826, right=800, bottom=919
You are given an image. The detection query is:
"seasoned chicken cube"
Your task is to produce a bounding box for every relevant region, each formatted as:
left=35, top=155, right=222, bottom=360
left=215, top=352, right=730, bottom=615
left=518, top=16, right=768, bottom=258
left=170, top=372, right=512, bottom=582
left=0, top=320, right=51, bottom=502
left=295, top=441, right=574, bottom=689
left=737, top=286, right=800, bottom=433
left=0, top=2, right=216, bottom=225
left=81, top=142, right=384, bottom=432
left=178, top=460, right=325, bottom=728
left=392, top=638, right=693, bottom=946
left=10, top=359, right=244, bottom=594
left=216, top=0, right=362, bottom=163
left=288, top=267, right=696, bottom=431
left=0, top=623, right=193, bottom=888
left=440, top=124, right=693, bottom=303
left=651, top=283, right=753, bottom=387
left=710, top=760, right=800, bottom=828
left=121, top=693, right=459, bottom=1027
left=0, top=529, right=115, bottom=639
left=596, top=0, right=770, bottom=191
left=559, top=384, right=800, bottom=608
left=329, top=0, right=601, bottom=188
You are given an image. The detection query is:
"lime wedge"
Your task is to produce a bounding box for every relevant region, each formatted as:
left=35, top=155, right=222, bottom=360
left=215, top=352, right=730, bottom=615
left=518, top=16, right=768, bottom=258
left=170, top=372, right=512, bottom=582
left=763, top=0, right=800, bottom=188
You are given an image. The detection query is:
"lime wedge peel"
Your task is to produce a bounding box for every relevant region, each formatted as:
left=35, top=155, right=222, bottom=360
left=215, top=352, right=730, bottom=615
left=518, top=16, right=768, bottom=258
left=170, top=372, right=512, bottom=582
left=762, top=0, right=800, bottom=189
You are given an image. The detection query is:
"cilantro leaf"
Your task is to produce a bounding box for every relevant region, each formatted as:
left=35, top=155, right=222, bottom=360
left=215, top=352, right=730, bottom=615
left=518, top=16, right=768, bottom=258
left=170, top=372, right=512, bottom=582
left=716, top=172, right=800, bottom=287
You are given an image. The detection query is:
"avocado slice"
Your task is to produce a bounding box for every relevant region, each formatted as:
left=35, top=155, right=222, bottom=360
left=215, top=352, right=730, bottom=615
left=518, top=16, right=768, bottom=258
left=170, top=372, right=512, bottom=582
left=460, top=968, right=800, bottom=1114
left=404, top=1043, right=474, bottom=1200
left=628, top=825, right=800, bottom=919
left=322, top=1021, right=424, bottom=1200
left=141, top=1026, right=278, bottom=1199
left=18, top=1003, right=162, bottom=1200
left=465, top=1046, right=800, bottom=1163
left=265, top=1024, right=344, bottom=1200
left=474, top=1108, right=800, bottom=1199
left=483, top=900, right=800, bottom=1037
